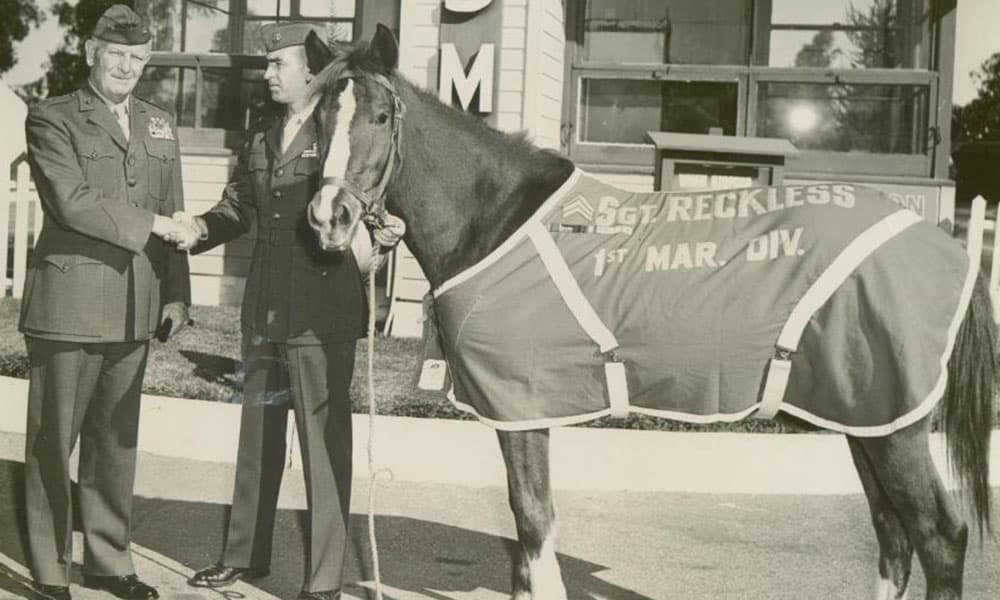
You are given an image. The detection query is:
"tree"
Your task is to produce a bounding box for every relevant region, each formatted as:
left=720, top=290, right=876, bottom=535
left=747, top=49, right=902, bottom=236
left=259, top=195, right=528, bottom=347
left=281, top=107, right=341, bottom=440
left=0, top=0, right=42, bottom=74
left=952, top=53, right=1000, bottom=146
left=794, top=30, right=835, bottom=68
left=37, top=0, right=131, bottom=99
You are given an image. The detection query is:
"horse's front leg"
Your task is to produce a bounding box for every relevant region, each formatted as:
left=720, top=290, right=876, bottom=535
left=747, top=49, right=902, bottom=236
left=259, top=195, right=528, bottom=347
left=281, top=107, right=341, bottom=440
left=497, top=428, right=567, bottom=600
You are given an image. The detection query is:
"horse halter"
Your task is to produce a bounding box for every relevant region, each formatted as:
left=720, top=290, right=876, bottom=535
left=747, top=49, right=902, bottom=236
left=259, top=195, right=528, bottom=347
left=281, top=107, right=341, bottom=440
left=321, top=71, right=405, bottom=229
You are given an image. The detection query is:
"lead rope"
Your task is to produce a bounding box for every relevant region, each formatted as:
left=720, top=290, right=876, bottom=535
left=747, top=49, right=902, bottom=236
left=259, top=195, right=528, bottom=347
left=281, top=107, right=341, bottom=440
left=365, top=257, right=391, bottom=600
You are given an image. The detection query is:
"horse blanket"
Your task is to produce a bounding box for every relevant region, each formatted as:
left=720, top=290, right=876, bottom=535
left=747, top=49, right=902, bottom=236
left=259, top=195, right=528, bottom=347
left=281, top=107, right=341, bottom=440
left=422, top=170, right=976, bottom=434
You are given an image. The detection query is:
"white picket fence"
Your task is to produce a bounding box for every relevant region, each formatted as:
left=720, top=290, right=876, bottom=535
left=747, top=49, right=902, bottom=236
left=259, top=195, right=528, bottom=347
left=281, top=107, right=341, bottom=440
left=4, top=154, right=1000, bottom=330
left=2, top=158, right=41, bottom=299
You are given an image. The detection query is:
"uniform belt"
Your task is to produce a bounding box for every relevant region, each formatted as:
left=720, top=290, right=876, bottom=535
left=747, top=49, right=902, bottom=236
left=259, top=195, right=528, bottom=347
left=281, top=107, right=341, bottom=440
left=257, top=229, right=306, bottom=246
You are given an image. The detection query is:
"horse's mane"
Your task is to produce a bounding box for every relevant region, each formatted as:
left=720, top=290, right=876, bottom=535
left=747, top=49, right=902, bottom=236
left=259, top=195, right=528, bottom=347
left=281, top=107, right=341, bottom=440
left=315, top=39, right=569, bottom=173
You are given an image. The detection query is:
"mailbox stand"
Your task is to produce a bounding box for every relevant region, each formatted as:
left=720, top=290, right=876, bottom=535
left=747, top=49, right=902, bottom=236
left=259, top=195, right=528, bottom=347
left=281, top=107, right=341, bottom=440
left=647, top=132, right=798, bottom=191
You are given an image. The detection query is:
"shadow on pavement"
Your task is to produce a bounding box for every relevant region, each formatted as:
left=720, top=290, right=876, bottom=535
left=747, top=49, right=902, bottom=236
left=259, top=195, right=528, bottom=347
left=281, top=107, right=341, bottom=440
left=0, top=458, right=643, bottom=600
left=130, top=496, right=652, bottom=600
left=177, top=350, right=242, bottom=393
left=346, top=515, right=653, bottom=600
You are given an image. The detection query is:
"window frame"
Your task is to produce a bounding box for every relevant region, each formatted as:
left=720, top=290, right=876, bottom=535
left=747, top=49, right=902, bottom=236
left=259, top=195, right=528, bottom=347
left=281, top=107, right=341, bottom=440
left=563, top=0, right=944, bottom=179
left=142, top=0, right=376, bottom=140
left=747, top=67, right=938, bottom=177
left=568, top=65, right=748, bottom=169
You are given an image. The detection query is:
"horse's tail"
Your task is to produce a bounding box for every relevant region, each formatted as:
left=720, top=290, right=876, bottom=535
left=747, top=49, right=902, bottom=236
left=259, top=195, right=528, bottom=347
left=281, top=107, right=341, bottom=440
left=943, top=273, right=997, bottom=538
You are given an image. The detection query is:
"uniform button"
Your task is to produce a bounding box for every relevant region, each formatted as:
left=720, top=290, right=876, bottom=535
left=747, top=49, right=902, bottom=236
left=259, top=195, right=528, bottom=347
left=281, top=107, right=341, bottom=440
left=273, top=212, right=281, bottom=219
left=127, top=155, right=136, bottom=166
left=273, top=190, right=282, bottom=198
left=127, top=178, right=137, bottom=186
left=276, top=168, right=285, bottom=177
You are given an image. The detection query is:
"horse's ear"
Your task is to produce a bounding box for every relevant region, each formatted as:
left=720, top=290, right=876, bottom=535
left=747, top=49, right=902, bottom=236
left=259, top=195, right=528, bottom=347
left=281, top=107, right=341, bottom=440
left=304, top=29, right=333, bottom=75
left=370, top=23, right=399, bottom=72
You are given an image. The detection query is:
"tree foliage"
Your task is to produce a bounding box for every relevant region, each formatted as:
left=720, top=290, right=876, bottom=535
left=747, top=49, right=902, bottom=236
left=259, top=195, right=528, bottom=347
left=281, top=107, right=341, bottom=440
left=35, top=0, right=132, bottom=99
left=0, top=0, right=42, bottom=73
left=952, top=53, right=1000, bottom=146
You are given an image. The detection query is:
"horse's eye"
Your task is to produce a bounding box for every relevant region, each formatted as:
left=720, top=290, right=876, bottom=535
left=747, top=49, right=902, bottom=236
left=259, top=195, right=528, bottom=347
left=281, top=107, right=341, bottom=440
left=376, top=113, right=390, bottom=125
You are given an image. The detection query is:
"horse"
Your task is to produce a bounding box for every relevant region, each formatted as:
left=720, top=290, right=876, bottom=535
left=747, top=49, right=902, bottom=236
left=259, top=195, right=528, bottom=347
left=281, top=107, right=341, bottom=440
left=303, top=25, right=996, bottom=599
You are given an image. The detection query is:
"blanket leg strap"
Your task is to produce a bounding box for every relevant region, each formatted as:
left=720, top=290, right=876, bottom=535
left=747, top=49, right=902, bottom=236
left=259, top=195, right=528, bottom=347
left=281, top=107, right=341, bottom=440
left=757, top=350, right=792, bottom=419
left=527, top=221, right=630, bottom=418
left=756, top=209, right=923, bottom=419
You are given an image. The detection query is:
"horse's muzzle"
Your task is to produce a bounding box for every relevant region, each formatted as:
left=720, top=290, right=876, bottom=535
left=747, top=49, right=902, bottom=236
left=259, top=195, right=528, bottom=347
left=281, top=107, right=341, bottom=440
left=308, top=189, right=356, bottom=252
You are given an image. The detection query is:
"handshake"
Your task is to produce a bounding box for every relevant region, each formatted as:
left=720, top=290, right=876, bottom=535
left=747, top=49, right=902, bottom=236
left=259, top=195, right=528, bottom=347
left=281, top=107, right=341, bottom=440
left=152, top=212, right=206, bottom=251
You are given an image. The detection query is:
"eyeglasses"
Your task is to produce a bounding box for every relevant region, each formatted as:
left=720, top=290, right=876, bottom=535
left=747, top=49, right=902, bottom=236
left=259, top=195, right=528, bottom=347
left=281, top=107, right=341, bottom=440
left=104, top=48, right=151, bottom=67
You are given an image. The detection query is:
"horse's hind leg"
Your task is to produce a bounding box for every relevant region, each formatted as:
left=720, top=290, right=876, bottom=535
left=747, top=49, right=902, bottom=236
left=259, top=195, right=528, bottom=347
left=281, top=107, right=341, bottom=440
left=848, top=437, right=914, bottom=599
left=497, top=429, right=567, bottom=600
left=850, top=422, right=968, bottom=599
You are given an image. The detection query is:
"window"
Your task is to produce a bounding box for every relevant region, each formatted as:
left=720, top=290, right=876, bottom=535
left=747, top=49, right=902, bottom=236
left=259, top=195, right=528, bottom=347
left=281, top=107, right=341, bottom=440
left=565, top=0, right=942, bottom=177
left=756, top=81, right=929, bottom=154
left=579, top=78, right=738, bottom=144
left=243, top=0, right=355, bottom=52
left=766, top=0, right=932, bottom=69
left=136, top=0, right=367, bottom=132
left=582, top=0, right=752, bottom=65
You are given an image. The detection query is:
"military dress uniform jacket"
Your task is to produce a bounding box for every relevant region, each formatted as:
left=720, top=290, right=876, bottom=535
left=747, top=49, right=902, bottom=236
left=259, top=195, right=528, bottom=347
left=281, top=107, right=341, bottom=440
left=194, top=110, right=366, bottom=344
left=19, top=86, right=191, bottom=342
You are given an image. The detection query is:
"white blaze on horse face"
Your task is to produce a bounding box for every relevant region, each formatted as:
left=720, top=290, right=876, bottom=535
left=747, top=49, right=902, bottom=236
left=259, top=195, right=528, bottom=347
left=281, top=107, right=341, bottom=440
left=527, top=529, right=567, bottom=600
left=317, top=79, right=357, bottom=238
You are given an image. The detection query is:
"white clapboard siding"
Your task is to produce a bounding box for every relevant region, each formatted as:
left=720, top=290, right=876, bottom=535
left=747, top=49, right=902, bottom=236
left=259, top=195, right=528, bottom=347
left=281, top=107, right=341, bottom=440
left=180, top=153, right=258, bottom=306
left=383, top=242, right=428, bottom=338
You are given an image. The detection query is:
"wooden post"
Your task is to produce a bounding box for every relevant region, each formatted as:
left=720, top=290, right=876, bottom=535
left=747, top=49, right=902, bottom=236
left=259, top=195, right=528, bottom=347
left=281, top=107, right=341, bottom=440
left=0, top=172, right=11, bottom=296
left=12, top=162, right=31, bottom=298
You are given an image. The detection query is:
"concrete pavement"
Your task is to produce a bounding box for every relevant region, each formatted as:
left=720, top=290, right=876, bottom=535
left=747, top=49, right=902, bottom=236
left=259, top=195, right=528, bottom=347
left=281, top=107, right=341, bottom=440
left=2, top=374, right=1000, bottom=599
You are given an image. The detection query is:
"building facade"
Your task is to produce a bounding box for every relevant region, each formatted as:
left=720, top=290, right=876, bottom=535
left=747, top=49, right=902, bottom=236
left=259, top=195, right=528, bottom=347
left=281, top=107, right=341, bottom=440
left=135, top=1, right=958, bottom=318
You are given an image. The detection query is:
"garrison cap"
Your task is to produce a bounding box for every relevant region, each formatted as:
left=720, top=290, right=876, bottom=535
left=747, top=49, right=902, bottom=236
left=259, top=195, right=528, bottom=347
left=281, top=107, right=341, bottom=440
left=260, top=22, right=318, bottom=53
left=92, top=4, right=151, bottom=45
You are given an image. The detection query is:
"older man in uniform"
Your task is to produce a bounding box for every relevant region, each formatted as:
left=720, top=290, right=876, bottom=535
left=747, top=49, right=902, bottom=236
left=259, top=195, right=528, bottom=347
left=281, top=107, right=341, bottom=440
left=177, top=23, right=400, bottom=600
left=20, top=5, right=191, bottom=600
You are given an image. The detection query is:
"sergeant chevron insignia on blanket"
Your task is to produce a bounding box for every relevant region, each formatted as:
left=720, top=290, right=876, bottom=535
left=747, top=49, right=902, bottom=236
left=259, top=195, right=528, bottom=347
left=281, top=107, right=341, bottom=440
left=417, top=170, right=976, bottom=435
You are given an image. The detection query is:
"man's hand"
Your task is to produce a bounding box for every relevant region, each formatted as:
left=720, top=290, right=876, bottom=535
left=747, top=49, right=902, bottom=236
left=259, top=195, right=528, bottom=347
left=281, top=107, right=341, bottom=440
left=158, top=301, right=189, bottom=341
left=152, top=214, right=201, bottom=250
left=372, top=213, right=406, bottom=249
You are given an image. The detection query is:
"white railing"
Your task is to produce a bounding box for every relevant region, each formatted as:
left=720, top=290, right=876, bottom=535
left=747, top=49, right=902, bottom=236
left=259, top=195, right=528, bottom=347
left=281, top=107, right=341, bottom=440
left=4, top=154, right=1000, bottom=328
left=2, top=157, right=40, bottom=299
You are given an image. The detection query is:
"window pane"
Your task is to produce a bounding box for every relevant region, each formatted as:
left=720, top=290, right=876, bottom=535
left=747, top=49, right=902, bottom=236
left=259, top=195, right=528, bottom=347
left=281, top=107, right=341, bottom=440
left=768, top=0, right=930, bottom=69
left=184, top=0, right=231, bottom=52
left=135, top=66, right=196, bottom=126
left=246, top=0, right=290, bottom=17
left=583, top=0, right=751, bottom=65
left=137, top=0, right=182, bottom=52
left=579, top=78, right=738, bottom=144
left=756, top=82, right=929, bottom=154
left=200, top=68, right=266, bottom=130
left=299, top=0, right=355, bottom=18
left=771, top=0, right=882, bottom=25
left=243, top=19, right=352, bottom=52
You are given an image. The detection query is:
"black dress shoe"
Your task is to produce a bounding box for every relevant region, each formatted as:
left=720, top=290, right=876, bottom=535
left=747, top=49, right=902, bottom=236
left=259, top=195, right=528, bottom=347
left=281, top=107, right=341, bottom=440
left=187, top=564, right=269, bottom=588
left=297, top=591, right=340, bottom=600
left=33, top=584, right=70, bottom=600
left=82, top=575, right=158, bottom=600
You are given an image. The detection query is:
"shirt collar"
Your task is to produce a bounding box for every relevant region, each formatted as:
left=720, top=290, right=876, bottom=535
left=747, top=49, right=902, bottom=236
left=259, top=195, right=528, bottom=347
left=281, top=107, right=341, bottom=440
left=88, top=80, right=130, bottom=113
left=285, top=97, right=319, bottom=125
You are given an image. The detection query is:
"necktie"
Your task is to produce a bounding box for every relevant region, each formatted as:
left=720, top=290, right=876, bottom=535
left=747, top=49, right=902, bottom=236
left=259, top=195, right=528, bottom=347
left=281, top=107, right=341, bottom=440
left=113, top=104, right=130, bottom=142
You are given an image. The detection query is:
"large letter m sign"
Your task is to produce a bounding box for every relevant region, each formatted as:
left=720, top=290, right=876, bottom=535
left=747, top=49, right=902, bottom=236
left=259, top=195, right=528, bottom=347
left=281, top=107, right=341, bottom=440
left=438, top=43, right=494, bottom=113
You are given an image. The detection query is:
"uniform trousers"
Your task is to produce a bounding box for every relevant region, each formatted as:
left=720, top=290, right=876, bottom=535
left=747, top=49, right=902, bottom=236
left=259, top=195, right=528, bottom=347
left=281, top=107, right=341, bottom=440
left=221, top=336, right=355, bottom=593
left=23, top=337, right=149, bottom=586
